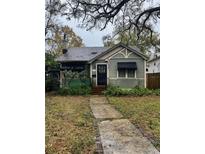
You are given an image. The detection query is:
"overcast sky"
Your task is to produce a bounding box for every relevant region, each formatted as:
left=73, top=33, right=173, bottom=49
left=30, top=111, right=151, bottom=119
left=64, top=19, right=114, bottom=47
left=63, top=19, right=159, bottom=47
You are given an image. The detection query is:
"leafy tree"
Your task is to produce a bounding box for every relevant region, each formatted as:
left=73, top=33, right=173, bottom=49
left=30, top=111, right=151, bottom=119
left=46, top=26, right=84, bottom=54
left=45, top=0, right=67, bottom=40
left=103, top=30, right=160, bottom=54
left=45, top=0, right=84, bottom=68
left=45, top=52, right=59, bottom=69
left=102, top=35, right=115, bottom=47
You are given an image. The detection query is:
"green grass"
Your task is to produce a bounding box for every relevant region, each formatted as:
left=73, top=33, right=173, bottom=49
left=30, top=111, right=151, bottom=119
left=108, top=96, right=160, bottom=150
left=46, top=95, right=96, bottom=154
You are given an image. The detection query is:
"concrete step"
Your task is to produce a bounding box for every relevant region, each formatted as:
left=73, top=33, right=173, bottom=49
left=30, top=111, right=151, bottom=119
left=91, top=86, right=106, bottom=95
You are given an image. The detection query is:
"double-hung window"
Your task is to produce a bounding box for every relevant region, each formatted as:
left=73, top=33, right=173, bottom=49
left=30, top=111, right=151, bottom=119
left=118, top=69, right=126, bottom=77
left=127, top=69, right=135, bottom=78
left=117, top=62, right=137, bottom=78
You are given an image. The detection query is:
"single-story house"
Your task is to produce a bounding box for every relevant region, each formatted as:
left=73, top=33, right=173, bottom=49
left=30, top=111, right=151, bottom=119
left=56, top=43, right=148, bottom=88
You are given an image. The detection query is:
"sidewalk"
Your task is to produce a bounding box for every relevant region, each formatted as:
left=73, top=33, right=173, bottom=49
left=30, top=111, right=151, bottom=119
left=90, top=96, right=160, bottom=154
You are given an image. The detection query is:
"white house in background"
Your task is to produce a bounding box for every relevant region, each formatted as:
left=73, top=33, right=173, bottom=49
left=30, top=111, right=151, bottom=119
left=146, top=52, right=160, bottom=73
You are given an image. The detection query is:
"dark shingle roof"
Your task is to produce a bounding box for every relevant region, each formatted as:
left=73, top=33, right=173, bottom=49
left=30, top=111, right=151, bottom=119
left=56, top=43, right=148, bottom=62
left=56, top=47, right=109, bottom=62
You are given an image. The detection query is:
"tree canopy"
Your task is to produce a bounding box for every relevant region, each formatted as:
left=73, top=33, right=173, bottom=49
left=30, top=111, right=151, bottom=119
left=45, top=0, right=83, bottom=57
left=103, top=30, right=160, bottom=53
left=45, top=0, right=84, bottom=68
left=46, top=26, right=84, bottom=69
left=45, top=0, right=67, bottom=40
left=46, top=26, right=84, bottom=54
left=66, top=0, right=160, bottom=39
left=46, top=0, right=160, bottom=44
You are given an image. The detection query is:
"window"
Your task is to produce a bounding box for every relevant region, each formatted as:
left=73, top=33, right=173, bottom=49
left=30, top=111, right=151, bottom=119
left=117, top=62, right=137, bottom=78
left=118, top=69, right=126, bottom=77
left=127, top=70, right=135, bottom=78
left=118, top=69, right=135, bottom=78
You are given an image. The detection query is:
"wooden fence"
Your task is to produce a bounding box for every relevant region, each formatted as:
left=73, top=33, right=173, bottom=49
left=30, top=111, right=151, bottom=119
left=146, top=73, right=160, bottom=89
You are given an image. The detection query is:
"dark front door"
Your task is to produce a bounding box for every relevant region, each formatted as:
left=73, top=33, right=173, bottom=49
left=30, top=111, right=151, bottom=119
left=97, top=64, right=107, bottom=86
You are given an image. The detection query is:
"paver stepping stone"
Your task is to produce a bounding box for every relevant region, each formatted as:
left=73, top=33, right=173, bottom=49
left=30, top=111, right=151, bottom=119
left=98, top=119, right=160, bottom=154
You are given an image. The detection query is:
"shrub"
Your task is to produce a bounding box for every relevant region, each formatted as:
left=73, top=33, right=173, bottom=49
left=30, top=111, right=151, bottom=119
left=152, top=89, right=160, bottom=96
left=58, top=85, right=91, bottom=95
left=45, top=77, right=60, bottom=92
left=131, top=87, right=152, bottom=96
left=103, top=86, right=122, bottom=96
left=104, top=86, right=160, bottom=96
left=57, top=87, right=70, bottom=95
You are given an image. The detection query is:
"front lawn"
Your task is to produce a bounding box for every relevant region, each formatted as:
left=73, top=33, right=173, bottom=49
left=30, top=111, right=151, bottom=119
left=108, top=96, right=160, bottom=150
left=46, top=95, right=96, bottom=154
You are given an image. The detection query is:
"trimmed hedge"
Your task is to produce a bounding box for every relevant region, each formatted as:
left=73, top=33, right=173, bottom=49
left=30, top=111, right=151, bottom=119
left=103, top=86, right=160, bottom=96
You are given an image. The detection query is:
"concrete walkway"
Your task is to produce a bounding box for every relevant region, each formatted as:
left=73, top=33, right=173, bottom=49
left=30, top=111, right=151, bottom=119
left=90, top=96, right=159, bottom=154
left=90, top=96, right=123, bottom=119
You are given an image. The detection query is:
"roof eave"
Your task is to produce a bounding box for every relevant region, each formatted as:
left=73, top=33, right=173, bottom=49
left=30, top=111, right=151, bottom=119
left=88, top=43, right=149, bottom=63
left=147, top=57, right=160, bottom=62
left=56, top=59, right=89, bottom=62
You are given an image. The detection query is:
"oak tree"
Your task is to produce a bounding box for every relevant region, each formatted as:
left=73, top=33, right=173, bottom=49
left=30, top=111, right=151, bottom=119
left=66, top=0, right=160, bottom=39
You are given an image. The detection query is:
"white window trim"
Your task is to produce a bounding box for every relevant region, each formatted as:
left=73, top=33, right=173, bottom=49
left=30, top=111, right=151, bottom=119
left=117, top=69, right=136, bottom=79
left=96, top=63, right=109, bottom=86
left=110, top=77, right=144, bottom=80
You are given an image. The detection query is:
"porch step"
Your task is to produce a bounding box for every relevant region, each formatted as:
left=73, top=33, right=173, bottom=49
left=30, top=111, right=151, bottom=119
left=91, top=86, right=106, bottom=95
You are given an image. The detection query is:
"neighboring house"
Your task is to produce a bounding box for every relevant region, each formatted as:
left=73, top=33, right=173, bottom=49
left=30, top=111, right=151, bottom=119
left=56, top=43, right=148, bottom=88
left=146, top=53, right=160, bottom=73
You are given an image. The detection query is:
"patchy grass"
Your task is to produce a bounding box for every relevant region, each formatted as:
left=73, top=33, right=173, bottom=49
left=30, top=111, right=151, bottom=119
left=46, top=96, right=96, bottom=154
left=108, top=96, right=160, bottom=150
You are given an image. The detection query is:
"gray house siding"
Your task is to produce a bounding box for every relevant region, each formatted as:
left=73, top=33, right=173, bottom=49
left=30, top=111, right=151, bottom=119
left=57, top=44, right=148, bottom=88
left=91, top=48, right=146, bottom=88
left=109, top=79, right=144, bottom=88
left=107, top=53, right=145, bottom=88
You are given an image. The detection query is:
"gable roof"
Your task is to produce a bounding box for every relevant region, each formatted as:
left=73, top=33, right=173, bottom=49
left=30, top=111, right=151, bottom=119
left=56, top=43, right=148, bottom=63
left=56, top=47, right=109, bottom=62
left=88, top=43, right=149, bottom=63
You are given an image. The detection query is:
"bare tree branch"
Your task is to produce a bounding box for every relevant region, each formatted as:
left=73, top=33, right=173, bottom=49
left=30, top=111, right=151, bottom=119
left=66, top=0, right=160, bottom=40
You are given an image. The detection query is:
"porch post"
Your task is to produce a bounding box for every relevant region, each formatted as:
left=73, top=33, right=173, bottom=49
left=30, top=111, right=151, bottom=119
left=144, top=60, right=147, bottom=88
left=60, top=71, right=64, bottom=88
left=90, top=64, right=92, bottom=78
